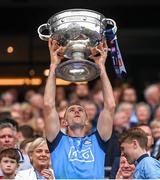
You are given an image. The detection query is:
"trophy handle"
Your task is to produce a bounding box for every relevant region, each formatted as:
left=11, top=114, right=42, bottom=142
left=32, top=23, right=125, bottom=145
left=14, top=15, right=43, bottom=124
left=102, top=18, right=117, bottom=34
left=37, top=23, right=51, bottom=41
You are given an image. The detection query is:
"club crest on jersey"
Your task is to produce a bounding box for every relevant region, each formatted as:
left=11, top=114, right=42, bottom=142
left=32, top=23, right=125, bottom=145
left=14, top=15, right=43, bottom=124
left=83, top=140, right=92, bottom=145
left=68, top=146, right=94, bottom=162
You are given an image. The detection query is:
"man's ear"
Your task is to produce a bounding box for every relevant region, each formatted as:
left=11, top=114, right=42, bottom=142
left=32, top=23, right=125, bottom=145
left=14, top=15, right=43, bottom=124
left=132, top=139, right=138, bottom=149
left=63, top=119, right=68, bottom=127
left=85, top=119, right=89, bottom=126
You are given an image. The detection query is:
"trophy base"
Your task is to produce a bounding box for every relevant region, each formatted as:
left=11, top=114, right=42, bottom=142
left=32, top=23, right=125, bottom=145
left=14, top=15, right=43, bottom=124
left=55, top=60, right=100, bottom=82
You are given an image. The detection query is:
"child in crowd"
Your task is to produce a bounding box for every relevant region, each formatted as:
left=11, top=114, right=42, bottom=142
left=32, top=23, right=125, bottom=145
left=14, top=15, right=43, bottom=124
left=119, top=127, right=160, bottom=179
left=0, top=148, right=20, bottom=179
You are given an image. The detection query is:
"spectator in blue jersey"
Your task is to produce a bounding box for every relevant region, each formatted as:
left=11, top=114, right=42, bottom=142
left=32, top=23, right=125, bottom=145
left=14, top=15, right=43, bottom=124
left=43, top=39, right=116, bottom=179
left=119, top=127, right=160, bottom=179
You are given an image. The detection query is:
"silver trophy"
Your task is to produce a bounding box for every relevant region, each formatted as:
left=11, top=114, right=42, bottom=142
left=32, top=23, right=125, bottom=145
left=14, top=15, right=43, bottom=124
left=38, top=9, right=117, bottom=82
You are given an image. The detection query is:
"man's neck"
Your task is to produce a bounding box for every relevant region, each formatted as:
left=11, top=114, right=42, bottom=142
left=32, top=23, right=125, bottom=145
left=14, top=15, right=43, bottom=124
left=136, top=149, right=148, bottom=161
left=68, top=127, right=86, bottom=137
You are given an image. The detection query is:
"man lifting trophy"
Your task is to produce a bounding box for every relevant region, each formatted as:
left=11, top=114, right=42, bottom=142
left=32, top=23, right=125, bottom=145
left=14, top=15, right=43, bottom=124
left=40, top=9, right=123, bottom=179
left=37, top=8, right=126, bottom=82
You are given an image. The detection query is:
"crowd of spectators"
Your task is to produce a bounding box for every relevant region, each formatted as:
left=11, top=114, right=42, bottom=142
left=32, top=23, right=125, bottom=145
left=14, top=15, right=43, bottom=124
left=0, top=80, right=159, bottom=179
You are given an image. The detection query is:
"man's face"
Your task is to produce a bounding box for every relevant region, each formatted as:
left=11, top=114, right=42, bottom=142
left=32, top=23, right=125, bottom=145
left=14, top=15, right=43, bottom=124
left=64, top=105, right=87, bottom=128
left=136, top=106, right=150, bottom=122
left=76, top=84, right=89, bottom=98
left=120, top=141, right=136, bottom=164
left=84, top=103, right=97, bottom=121
left=139, top=126, right=154, bottom=149
left=120, top=156, right=135, bottom=178
left=114, top=111, right=129, bottom=129
left=151, top=123, right=160, bottom=140
left=0, top=157, right=18, bottom=176
left=0, top=128, right=16, bottom=149
left=123, top=88, right=137, bottom=103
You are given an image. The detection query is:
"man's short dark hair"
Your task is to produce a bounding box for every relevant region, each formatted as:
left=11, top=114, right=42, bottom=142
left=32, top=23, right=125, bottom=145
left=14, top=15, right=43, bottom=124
left=19, top=125, right=34, bottom=139
left=67, top=101, right=85, bottom=108
left=20, top=138, right=35, bottom=150
left=119, top=127, right=148, bottom=149
left=0, top=122, right=17, bottom=133
left=64, top=101, right=87, bottom=118
left=0, top=117, right=19, bottom=131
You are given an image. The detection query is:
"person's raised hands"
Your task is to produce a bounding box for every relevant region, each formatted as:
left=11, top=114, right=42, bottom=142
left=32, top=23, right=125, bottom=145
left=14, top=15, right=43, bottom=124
left=48, top=39, right=65, bottom=66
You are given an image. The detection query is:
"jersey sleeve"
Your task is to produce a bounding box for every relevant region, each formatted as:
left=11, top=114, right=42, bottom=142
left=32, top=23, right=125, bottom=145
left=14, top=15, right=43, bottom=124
left=46, top=131, right=64, bottom=152
left=94, top=130, right=110, bottom=153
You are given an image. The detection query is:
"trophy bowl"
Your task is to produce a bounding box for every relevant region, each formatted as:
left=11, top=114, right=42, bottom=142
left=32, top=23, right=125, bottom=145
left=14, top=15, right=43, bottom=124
left=38, top=9, right=117, bottom=82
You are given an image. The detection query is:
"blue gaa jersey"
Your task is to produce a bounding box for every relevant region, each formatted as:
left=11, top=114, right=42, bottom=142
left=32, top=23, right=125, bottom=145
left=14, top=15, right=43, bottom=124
left=47, top=131, right=109, bottom=179
left=133, top=155, right=160, bottom=179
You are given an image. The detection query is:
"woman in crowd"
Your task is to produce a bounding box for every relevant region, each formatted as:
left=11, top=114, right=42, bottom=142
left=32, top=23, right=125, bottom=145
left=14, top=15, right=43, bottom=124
left=116, top=155, right=135, bottom=179
left=15, top=137, right=54, bottom=180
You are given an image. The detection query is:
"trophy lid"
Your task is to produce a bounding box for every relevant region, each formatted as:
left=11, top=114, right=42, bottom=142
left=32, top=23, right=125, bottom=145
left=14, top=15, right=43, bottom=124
left=48, top=8, right=106, bottom=23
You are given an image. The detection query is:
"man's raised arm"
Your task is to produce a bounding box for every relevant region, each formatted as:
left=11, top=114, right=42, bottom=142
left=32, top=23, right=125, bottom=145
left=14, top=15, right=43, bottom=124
left=44, top=39, right=64, bottom=142
left=90, top=41, right=116, bottom=141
